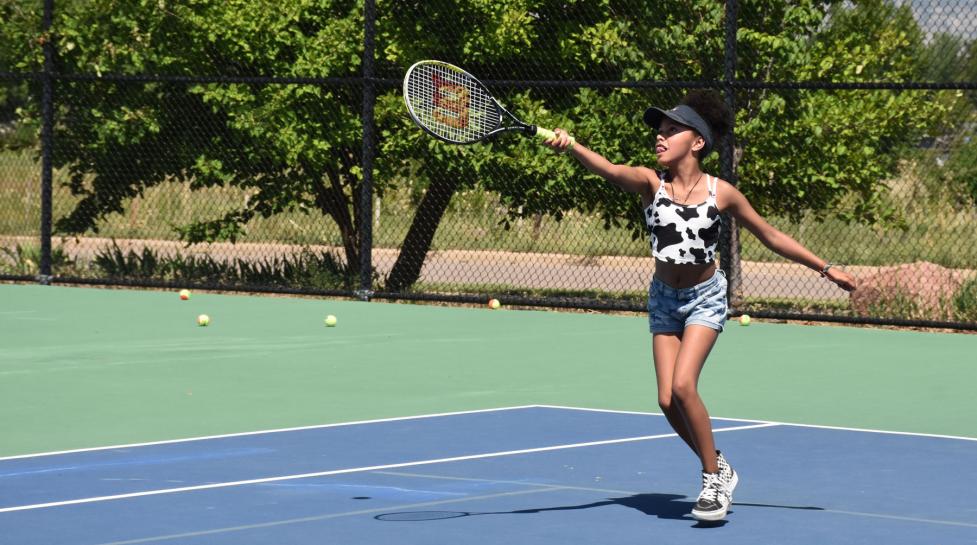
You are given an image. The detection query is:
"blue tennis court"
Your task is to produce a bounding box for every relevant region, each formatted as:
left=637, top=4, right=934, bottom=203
left=3, top=406, right=974, bottom=544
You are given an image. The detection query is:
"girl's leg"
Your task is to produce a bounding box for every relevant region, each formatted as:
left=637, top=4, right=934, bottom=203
left=652, top=332, right=698, bottom=455
left=669, top=324, right=721, bottom=473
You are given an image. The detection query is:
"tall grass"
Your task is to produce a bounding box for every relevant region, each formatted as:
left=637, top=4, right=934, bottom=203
left=0, top=149, right=41, bottom=235
left=740, top=162, right=977, bottom=269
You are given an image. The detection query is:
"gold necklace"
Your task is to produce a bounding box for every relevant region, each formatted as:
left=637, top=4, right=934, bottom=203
left=670, top=173, right=703, bottom=204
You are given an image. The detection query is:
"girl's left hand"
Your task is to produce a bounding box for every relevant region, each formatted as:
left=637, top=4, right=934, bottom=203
left=826, top=267, right=857, bottom=292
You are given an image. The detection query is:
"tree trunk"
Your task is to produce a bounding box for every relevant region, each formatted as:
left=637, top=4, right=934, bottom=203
left=385, top=174, right=461, bottom=292
left=724, top=219, right=743, bottom=305
left=721, top=145, right=745, bottom=306
left=310, top=160, right=360, bottom=279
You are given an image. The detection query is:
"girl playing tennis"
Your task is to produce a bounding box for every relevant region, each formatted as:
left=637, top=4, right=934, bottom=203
left=543, top=90, right=856, bottom=522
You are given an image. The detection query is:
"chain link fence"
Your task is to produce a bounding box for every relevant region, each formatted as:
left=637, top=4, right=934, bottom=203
left=2, top=0, right=976, bottom=329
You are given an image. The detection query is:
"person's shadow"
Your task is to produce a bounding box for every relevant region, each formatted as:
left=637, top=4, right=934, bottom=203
left=508, top=493, right=724, bottom=528
left=376, top=493, right=824, bottom=529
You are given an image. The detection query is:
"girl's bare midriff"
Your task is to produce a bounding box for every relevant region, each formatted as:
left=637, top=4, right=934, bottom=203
left=654, top=259, right=717, bottom=289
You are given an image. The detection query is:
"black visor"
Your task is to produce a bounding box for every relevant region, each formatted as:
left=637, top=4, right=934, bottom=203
left=643, top=104, right=714, bottom=157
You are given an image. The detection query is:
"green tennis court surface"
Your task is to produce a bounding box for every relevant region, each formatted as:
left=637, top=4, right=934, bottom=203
left=1, top=283, right=975, bottom=458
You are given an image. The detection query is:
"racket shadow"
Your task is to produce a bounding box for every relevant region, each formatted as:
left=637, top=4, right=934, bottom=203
left=375, top=493, right=824, bottom=528
left=374, top=493, right=694, bottom=524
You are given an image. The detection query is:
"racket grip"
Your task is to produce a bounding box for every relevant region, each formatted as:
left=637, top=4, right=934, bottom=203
left=535, top=127, right=575, bottom=150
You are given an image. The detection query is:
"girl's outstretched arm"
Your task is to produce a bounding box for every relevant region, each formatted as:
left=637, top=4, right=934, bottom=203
left=723, top=181, right=857, bottom=291
left=544, top=129, right=658, bottom=198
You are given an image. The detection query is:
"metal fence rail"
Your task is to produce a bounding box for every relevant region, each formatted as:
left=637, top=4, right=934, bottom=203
left=1, top=0, right=976, bottom=330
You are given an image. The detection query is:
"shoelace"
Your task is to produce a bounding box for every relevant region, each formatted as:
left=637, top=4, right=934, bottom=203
left=698, top=473, right=724, bottom=504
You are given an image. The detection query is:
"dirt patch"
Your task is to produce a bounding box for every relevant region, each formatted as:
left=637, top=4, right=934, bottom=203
left=850, top=261, right=975, bottom=320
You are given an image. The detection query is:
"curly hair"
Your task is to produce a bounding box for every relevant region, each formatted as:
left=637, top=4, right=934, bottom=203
left=681, top=90, right=731, bottom=145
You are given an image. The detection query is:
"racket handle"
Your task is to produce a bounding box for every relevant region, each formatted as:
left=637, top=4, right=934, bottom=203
left=535, top=127, right=575, bottom=150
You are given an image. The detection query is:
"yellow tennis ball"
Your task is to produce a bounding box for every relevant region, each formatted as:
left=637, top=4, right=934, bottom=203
left=488, top=298, right=501, bottom=309
left=197, top=314, right=210, bottom=327
left=324, top=315, right=337, bottom=327
left=179, top=289, right=191, bottom=300
left=739, top=314, right=751, bottom=326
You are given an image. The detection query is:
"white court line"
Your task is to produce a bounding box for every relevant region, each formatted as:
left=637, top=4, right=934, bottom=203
left=0, top=405, right=541, bottom=461
left=91, top=487, right=567, bottom=545
left=9, top=402, right=971, bottom=463
left=5, top=403, right=972, bottom=462
left=536, top=404, right=977, bottom=442
left=822, top=509, right=977, bottom=529
left=0, top=422, right=776, bottom=513
left=91, top=468, right=977, bottom=545
left=382, top=471, right=977, bottom=529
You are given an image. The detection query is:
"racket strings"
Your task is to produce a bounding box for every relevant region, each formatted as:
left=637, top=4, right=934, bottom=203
left=406, top=63, right=499, bottom=143
left=375, top=511, right=471, bottom=521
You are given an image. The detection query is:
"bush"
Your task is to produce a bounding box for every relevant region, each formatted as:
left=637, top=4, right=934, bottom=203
left=0, top=244, right=79, bottom=276
left=92, top=240, right=366, bottom=291
left=954, top=277, right=977, bottom=323
left=93, top=243, right=161, bottom=279
left=0, top=122, right=36, bottom=151
left=924, top=130, right=977, bottom=207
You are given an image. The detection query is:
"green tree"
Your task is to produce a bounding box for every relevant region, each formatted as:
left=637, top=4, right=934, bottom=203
left=1, top=0, right=42, bottom=149
left=6, top=0, right=955, bottom=292
left=38, top=0, right=370, bottom=284
left=734, top=0, right=950, bottom=224
left=0, top=1, right=42, bottom=72
left=917, top=32, right=967, bottom=83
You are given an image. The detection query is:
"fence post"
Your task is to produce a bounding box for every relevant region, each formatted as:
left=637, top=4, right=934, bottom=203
left=38, top=0, right=55, bottom=285
left=720, top=0, right=741, bottom=305
left=357, top=0, right=377, bottom=301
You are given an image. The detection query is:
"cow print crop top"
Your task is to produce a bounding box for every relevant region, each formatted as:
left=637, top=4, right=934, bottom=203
left=645, top=172, right=721, bottom=265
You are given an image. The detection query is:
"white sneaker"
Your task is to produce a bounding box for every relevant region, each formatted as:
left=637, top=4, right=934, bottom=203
left=691, top=471, right=731, bottom=521
left=717, top=450, right=739, bottom=495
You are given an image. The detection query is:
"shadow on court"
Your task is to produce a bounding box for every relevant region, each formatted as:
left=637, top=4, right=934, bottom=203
left=375, top=493, right=825, bottom=528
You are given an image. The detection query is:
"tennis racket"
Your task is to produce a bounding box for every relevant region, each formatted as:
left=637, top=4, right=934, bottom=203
left=402, top=60, right=575, bottom=148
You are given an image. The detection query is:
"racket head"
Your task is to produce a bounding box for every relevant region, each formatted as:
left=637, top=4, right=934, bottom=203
left=403, top=60, right=502, bottom=144
left=375, top=511, right=471, bottom=521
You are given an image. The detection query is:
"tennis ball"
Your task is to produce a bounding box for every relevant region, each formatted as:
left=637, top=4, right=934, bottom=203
left=324, top=315, right=337, bottom=327
left=179, top=289, right=191, bottom=300
left=488, top=298, right=501, bottom=309
left=739, top=314, right=751, bottom=326
left=197, top=314, right=210, bottom=327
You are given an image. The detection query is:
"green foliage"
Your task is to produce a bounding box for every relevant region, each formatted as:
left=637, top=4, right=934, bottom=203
left=37, top=0, right=368, bottom=271
left=940, top=131, right=977, bottom=207
left=917, top=32, right=968, bottom=83
left=0, top=2, right=41, bottom=151
left=93, top=243, right=161, bottom=279
left=0, top=112, right=36, bottom=150
left=2, top=0, right=965, bottom=292
left=954, top=278, right=977, bottom=323
left=911, top=24, right=977, bottom=207
left=382, top=0, right=953, bottom=239
left=0, top=0, right=42, bottom=72
left=862, top=290, right=932, bottom=321
left=0, top=244, right=79, bottom=276
left=93, top=240, right=360, bottom=289
left=0, top=244, right=42, bottom=275
left=737, top=296, right=851, bottom=315
left=736, top=0, right=951, bottom=225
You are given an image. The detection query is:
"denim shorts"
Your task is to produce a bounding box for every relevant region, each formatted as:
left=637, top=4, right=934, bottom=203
left=648, top=269, right=728, bottom=333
